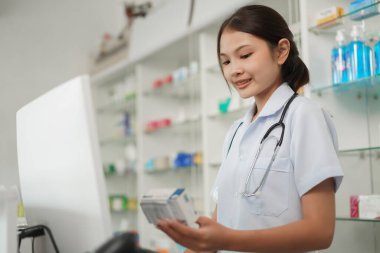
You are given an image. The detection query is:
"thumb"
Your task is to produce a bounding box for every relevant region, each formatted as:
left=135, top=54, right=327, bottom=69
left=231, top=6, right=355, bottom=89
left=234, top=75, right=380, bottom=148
left=196, top=216, right=213, bottom=227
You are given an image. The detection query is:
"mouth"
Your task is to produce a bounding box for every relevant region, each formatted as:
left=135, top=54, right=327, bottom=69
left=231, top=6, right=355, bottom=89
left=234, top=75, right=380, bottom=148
left=234, top=78, right=252, bottom=89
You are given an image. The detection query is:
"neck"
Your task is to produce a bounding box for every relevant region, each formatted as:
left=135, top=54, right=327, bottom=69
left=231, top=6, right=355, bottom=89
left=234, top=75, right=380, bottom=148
left=251, top=81, right=283, bottom=122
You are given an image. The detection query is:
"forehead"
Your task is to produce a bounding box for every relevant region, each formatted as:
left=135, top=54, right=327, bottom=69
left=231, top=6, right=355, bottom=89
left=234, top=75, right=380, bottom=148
left=220, top=29, right=266, bottom=54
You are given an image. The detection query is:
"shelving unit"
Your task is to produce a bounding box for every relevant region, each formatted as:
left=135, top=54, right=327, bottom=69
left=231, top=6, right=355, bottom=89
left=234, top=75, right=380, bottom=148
left=309, top=1, right=380, bottom=35
left=91, top=64, right=139, bottom=234
left=301, top=0, right=380, bottom=252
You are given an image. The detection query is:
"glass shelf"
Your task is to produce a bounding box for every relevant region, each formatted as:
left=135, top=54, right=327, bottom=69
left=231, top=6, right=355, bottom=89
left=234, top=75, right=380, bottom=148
left=144, top=166, right=197, bottom=174
left=206, top=64, right=222, bottom=75
left=209, top=162, right=222, bottom=168
left=311, top=75, right=380, bottom=96
left=100, top=135, right=135, bottom=146
left=208, top=105, right=251, bottom=120
left=339, top=146, right=380, bottom=156
left=144, top=116, right=201, bottom=135
left=110, top=209, right=138, bottom=214
left=336, top=217, right=380, bottom=222
left=143, top=75, right=201, bottom=99
left=97, top=95, right=136, bottom=114
left=309, top=1, right=380, bottom=34
left=104, top=169, right=136, bottom=177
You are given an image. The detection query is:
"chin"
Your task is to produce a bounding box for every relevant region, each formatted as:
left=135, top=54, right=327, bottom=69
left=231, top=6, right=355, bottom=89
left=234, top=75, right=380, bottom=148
left=238, top=90, right=256, bottom=99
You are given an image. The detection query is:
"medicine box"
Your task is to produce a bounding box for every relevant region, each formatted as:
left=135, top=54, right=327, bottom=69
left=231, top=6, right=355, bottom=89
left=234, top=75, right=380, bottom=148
left=140, top=188, right=198, bottom=226
left=315, top=6, right=344, bottom=27
left=358, top=195, right=380, bottom=219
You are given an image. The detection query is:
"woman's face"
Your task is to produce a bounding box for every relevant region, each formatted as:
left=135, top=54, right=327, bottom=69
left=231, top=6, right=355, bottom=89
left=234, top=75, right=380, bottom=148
left=219, top=29, right=283, bottom=99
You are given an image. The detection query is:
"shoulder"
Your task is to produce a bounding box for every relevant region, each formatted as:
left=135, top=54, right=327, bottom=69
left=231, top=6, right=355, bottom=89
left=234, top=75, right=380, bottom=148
left=291, top=95, right=324, bottom=116
left=288, top=95, right=333, bottom=125
left=289, top=95, right=339, bottom=149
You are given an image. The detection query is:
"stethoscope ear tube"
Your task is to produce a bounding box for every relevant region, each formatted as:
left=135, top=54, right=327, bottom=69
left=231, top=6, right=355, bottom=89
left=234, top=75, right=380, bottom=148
left=261, top=122, right=285, bottom=146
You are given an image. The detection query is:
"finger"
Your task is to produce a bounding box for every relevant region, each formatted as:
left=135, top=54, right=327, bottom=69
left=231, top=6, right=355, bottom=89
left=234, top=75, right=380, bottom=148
left=158, top=221, right=196, bottom=248
left=167, top=220, right=201, bottom=240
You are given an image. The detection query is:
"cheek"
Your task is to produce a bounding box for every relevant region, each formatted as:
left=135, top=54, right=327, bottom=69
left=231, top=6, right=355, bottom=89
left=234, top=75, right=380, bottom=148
left=251, top=57, right=279, bottom=81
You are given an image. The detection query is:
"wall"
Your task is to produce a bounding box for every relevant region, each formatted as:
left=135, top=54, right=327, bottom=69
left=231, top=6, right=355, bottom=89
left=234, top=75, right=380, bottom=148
left=0, top=0, right=125, bottom=187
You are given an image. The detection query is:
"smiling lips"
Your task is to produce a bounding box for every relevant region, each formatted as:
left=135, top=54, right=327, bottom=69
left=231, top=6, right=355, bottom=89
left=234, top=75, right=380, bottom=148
left=234, top=78, right=252, bottom=89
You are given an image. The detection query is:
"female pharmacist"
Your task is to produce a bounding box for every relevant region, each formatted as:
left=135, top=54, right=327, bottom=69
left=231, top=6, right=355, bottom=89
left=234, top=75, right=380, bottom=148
left=157, top=5, right=343, bottom=253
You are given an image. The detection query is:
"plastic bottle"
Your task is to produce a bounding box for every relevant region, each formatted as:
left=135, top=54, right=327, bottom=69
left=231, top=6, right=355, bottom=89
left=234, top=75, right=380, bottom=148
left=362, top=24, right=374, bottom=77
left=374, top=35, right=380, bottom=75
left=347, top=25, right=371, bottom=80
left=331, top=29, right=349, bottom=84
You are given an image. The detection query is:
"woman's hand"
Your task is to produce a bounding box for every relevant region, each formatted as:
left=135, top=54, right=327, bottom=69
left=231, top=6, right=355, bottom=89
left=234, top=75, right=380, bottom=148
left=157, top=216, right=231, bottom=252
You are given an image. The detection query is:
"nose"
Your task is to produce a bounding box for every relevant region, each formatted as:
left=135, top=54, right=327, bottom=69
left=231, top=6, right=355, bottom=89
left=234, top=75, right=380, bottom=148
left=229, top=61, right=244, bottom=78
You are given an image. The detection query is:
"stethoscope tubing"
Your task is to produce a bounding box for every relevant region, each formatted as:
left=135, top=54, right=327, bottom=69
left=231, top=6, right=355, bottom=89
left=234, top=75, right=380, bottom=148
left=225, top=92, right=298, bottom=198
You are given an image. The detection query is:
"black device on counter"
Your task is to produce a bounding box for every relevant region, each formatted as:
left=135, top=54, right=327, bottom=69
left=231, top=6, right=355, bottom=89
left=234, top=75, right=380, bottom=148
left=95, top=232, right=156, bottom=253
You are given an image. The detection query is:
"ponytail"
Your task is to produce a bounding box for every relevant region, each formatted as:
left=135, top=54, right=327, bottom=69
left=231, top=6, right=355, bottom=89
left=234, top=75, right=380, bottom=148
left=282, top=55, right=309, bottom=92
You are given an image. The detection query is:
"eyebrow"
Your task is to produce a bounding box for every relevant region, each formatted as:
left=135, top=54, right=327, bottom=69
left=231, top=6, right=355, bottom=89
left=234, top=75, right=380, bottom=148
left=219, top=44, right=251, bottom=57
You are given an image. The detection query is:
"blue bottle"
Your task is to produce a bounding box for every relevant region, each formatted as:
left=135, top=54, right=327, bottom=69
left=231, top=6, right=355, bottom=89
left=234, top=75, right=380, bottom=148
left=347, top=25, right=371, bottom=80
left=331, top=29, right=349, bottom=84
left=375, top=37, right=380, bottom=75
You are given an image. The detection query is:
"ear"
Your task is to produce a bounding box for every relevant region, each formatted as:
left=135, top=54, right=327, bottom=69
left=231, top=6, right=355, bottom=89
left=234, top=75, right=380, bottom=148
left=277, top=38, right=290, bottom=65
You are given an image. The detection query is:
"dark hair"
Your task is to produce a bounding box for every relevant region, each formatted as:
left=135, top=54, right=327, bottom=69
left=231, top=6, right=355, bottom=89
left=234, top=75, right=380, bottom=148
left=217, top=5, right=309, bottom=92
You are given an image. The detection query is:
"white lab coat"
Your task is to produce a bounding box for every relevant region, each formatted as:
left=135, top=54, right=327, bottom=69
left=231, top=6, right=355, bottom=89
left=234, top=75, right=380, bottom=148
left=212, top=83, right=344, bottom=253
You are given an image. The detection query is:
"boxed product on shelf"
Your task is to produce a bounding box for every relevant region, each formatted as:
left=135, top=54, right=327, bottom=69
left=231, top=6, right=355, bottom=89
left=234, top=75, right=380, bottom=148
left=162, top=74, right=173, bottom=85
left=192, top=152, right=203, bottom=167
left=144, top=159, right=155, bottom=172
left=128, top=197, right=138, bottom=211
left=315, top=6, right=344, bottom=27
left=349, top=0, right=379, bottom=21
left=155, top=156, right=170, bottom=171
left=172, top=66, right=189, bottom=83
left=152, top=79, right=164, bottom=89
left=350, top=195, right=359, bottom=218
left=358, top=195, right=380, bottom=219
left=218, top=97, right=231, bottom=113
left=144, top=118, right=172, bottom=132
left=173, top=152, right=193, bottom=169
left=109, top=195, right=128, bottom=212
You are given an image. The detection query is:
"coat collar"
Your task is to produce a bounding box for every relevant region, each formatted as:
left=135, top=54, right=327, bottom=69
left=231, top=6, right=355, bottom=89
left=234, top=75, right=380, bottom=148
left=240, top=83, right=295, bottom=124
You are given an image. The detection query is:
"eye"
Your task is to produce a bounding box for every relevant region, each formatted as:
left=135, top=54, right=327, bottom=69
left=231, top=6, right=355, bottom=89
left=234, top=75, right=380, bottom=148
left=240, top=53, right=252, bottom=59
left=222, top=59, right=230, bottom=65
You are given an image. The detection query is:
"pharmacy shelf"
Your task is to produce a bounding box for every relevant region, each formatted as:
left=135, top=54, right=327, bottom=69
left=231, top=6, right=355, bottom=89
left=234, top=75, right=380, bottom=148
left=144, top=117, right=202, bottom=135
left=207, top=105, right=251, bottom=120
left=336, top=217, right=380, bottom=222
left=206, top=64, right=222, bottom=74
left=144, top=166, right=197, bottom=174
left=110, top=209, right=138, bottom=214
left=104, top=170, right=137, bottom=178
left=311, top=75, right=380, bottom=96
left=309, top=1, right=380, bottom=35
left=97, top=94, right=136, bottom=114
left=339, top=146, right=380, bottom=156
left=142, top=75, right=201, bottom=99
left=100, top=135, right=136, bottom=146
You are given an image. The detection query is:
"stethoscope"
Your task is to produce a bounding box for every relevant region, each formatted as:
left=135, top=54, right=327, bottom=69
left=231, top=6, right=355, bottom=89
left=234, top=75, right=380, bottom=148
left=226, top=93, right=298, bottom=198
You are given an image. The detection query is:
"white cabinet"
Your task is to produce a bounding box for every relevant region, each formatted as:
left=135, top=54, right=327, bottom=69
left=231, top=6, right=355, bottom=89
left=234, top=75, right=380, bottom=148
left=92, top=64, right=139, bottom=233
left=300, top=0, right=380, bottom=252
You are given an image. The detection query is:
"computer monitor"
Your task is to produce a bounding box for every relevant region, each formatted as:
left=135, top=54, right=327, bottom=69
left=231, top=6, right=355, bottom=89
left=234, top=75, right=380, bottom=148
left=16, top=76, right=112, bottom=253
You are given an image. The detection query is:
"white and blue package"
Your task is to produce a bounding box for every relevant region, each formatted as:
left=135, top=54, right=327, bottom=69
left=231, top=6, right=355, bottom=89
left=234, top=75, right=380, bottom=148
left=140, top=188, right=198, bottom=226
